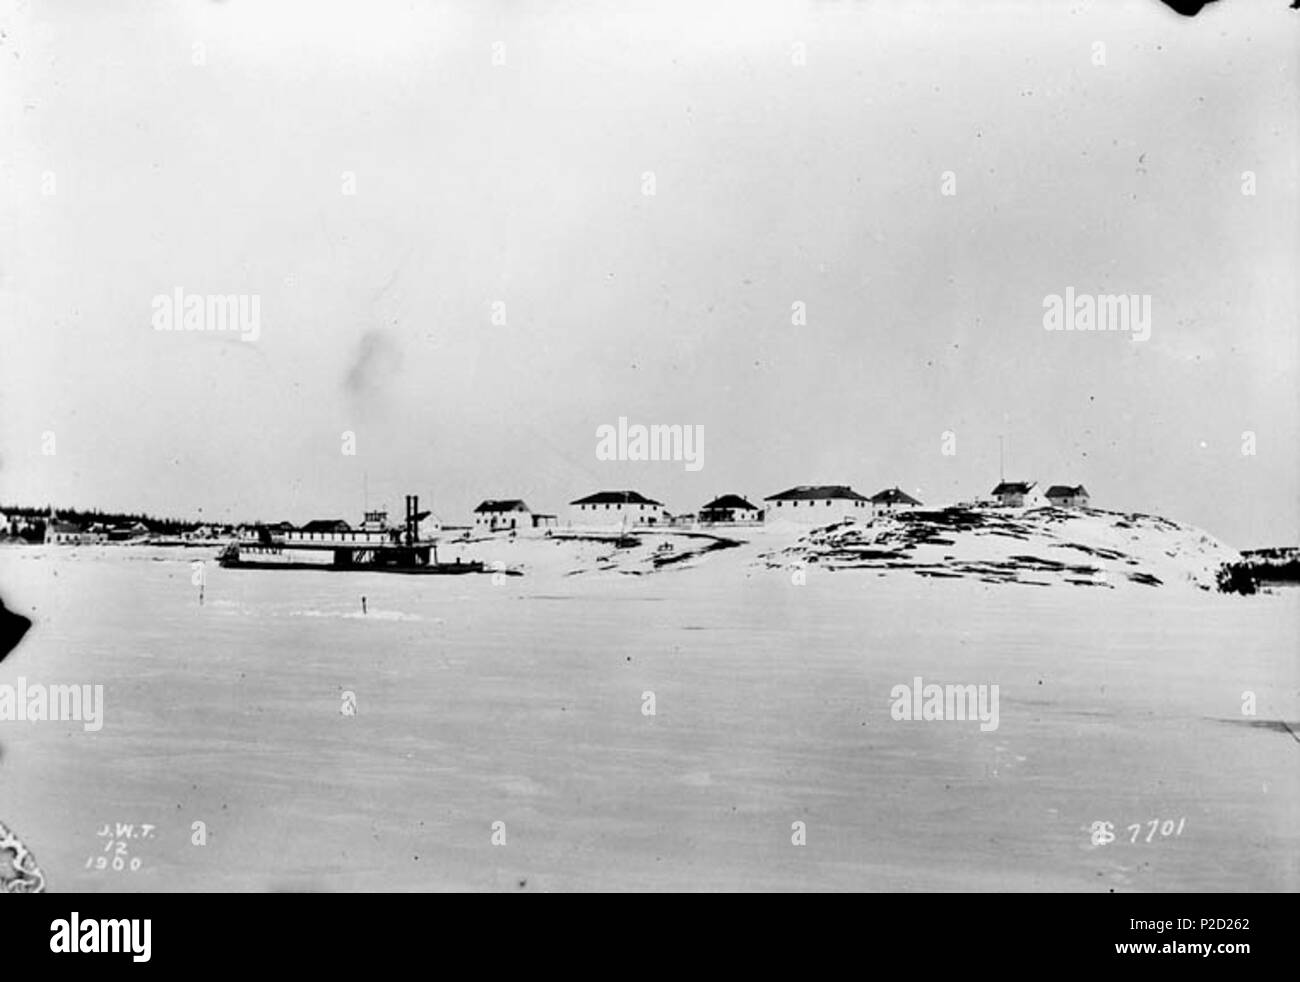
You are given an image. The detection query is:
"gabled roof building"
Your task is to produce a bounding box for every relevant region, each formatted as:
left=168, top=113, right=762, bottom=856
left=1044, top=485, right=1090, bottom=508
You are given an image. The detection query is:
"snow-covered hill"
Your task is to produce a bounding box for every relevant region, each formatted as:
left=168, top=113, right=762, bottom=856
left=758, top=506, right=1240, bottom=591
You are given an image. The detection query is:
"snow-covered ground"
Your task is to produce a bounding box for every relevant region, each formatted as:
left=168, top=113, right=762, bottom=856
left=0, top=529, right=1295, bottom=892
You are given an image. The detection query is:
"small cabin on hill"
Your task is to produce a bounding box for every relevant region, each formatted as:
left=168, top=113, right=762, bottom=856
left=698, top=494, right=762, bottom=524
left=764, top=485, right=871, bottom=523
left=990, top=481, right=1045, bottom=508
left=569, top=490, right=667, bottom=528
left=869, top=487, right=923, bottom=516
left=1045, top=485, right=1090, bottom=508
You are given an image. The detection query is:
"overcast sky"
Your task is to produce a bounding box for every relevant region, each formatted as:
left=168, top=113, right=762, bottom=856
left=1, top=0, right=1295, bottom=547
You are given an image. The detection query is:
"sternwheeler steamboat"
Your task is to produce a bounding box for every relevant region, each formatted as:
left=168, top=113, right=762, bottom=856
left=218, top=495, right=486, bottom=574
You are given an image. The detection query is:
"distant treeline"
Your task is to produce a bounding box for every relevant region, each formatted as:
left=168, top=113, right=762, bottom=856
left=1, top=505, right=224, bottom=537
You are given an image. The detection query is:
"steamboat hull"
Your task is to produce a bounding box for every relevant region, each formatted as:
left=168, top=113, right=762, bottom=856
left=218, top=543, right=486, bottom=575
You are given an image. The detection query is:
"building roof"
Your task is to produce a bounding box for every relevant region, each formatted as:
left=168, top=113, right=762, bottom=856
left=991, top=481, right=1035, bottom=495
left=870, top=487, right=923, bottom=506
left=1045, top=485, right=1089, bottom=498
left=300, top=519, right=352, bottom=533
left=570, top=490, right=663, bottom=506
left=49, top=521, right=81, bottom=533
left=474, top=499, right=529, bottom=513
left=700, top=494, right=758, bottom=511
left=764, top=485, right=869, bottom=502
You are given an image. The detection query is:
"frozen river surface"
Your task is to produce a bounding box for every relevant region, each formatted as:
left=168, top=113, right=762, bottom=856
left=0, top=545, right=1295, bottom=892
